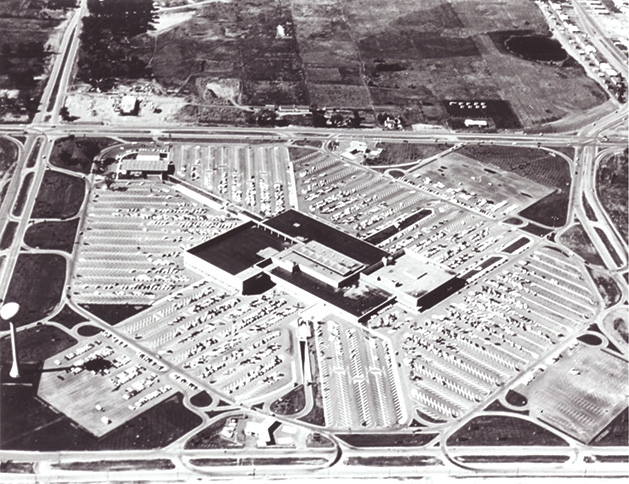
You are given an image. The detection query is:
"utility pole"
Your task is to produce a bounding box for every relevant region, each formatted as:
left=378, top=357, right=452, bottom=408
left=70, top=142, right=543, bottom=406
left=1, top=302, right=20, bottom=379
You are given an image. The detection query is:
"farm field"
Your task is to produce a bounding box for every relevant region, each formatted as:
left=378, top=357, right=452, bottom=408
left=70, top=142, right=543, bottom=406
left=72, top=0, right=608, bottom=128
left=0, top=0, right=71, bottom=122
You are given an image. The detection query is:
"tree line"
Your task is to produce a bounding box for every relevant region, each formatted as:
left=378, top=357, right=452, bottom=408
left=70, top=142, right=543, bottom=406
left=78, top=0, right=156, bottom=90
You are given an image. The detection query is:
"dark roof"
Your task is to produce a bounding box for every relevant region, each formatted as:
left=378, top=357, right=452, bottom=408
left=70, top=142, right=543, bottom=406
left=271, top=267, right=392, bottom=318
left=263, top=210, right=388, bottom=266
left=188, top=222, right=292, bottom=275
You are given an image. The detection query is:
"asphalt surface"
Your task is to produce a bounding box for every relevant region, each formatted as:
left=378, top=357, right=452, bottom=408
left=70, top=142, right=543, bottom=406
left=0, top=0, right=627, bottom=481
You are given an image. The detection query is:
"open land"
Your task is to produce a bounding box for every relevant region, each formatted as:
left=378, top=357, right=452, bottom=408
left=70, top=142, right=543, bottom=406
left=0, top=137, right=19, bottom=205
left=69, top=0, right=608, bottom=128
left=4, top=253, right=66, bottom=327
left=560, top=223, right=605, bottom=266
left=0, top=0, right=71, bottom=122
left=596, top=149, right=628, bottom=241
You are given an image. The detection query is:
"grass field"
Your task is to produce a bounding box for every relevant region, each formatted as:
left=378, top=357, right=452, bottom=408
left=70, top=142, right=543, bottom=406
left=559, top=224, right=604, bottom=266
left=337, top=433, right=437, bottom=448
left=597, top=149, right=628, bottom=241
left=26, top=137, right=42, bottom=168
left=591, top=407, right=628, bottom=446
left=270, top=384, right=306, bottom=415
left=50, top=304, right=87, bottom=329
left=366, top=142, right=451, bottom=166
left=31, top=170, right=85, bottom=219
left=345, top=455, right=443, bottom=467
left=190, top=391, right=213, bottom=408
left=76, top=324, right=103, bottom=337
left=4, top=253, right=66, bottom=327
left=587, top=266, right=622, bottom=308
left=2, top=386, right=202, bottom=451
left=0, top=324, right=77, bottom=364
left=0, top=461, right=34, bottom=474
left=50, top=137, right=118, bottom=174
left=0, top=137, right=18, bottom=176
left=185, top=416, right=245, bottom=449
left=298, top=339, right=325, bottom=427
left=79, top=304, right=151, bottom=325
left=12, top=172, right=33, bottom=217
left=456, top=455, right=570, bottom=464
left=447, top=415, right=567, bottom=446
left=53, top=460, right=175, bottom=471
left=0, top=325, right=77, bottom=450
left=0, top=221, right=17, bottom=250
left=24, top=219, right=79, bottom=253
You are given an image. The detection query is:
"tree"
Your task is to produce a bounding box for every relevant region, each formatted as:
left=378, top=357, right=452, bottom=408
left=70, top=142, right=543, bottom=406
left=59, top=106, right=71, bottom=121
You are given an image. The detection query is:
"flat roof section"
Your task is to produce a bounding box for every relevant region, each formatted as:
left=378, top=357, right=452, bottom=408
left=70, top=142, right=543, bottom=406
left=120, top=158, right=170, bottom=172
left=264, top=210, right=389, bottom=266
left=188, top=222, right=293, bottom=275
left=295, top=241, right=363, bottom=277
left=368, top=253, right=454, bottom=299
left=271, top=266, right=392, bottom=318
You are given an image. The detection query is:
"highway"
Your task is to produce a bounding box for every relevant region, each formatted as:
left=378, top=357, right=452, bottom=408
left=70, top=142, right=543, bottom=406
left=0, top=0, right=627, bottom=481
left=0, top=0, right=87, bottom=303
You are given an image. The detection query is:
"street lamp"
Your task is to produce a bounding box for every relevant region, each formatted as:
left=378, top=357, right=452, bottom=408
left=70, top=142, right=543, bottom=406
left=1, top=302, right=21, bottom=379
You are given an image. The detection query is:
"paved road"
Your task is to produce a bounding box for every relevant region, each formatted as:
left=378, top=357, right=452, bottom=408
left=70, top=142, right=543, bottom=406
left=0, top=1, right=627, bottom=481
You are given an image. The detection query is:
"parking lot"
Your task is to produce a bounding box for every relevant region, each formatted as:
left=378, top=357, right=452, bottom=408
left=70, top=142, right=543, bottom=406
left=71, top=181, right=239, bottom=305
left=171, top=144, right=293, bottom=217
left=310, top=316, right=405, bottom=429
left=293, top=152, right=434, bottom=240
left=523, top=343, right=628, bottom=444
left=38, top=329, right=172, bottom=437
left=378, top=246, right=601, bottom=423
left=377, top=201, right=532, bottom=281
left=116, top=280, right=303, bottom=405
left=403, top=152, right=554, bottom=219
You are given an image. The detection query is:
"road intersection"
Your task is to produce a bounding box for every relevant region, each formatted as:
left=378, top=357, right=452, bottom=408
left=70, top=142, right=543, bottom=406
left=0, top=1, right=627, bottom=481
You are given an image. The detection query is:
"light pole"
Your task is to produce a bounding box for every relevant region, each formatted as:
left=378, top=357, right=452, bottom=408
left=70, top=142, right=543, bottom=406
left=1, top=302, right=21, bottom=379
